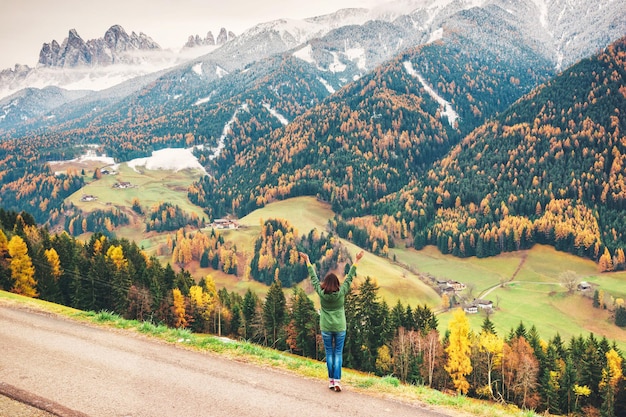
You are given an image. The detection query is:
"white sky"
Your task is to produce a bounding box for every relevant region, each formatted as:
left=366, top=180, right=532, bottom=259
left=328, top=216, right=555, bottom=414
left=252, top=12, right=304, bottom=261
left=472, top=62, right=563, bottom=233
left=0, top=0, right=385, bottom=70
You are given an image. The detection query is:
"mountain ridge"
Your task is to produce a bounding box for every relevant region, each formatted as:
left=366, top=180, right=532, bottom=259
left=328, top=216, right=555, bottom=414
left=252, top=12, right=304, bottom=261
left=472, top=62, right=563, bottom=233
left=1, top=0, right=624, bottom=103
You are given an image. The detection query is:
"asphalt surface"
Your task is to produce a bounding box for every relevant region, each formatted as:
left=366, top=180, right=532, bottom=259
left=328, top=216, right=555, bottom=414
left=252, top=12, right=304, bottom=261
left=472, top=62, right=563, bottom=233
left=0, top=303, right=455, bottom=417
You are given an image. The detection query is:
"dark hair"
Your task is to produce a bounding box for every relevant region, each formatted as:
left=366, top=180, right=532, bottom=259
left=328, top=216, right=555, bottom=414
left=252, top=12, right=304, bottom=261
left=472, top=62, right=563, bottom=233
left=321, top=273, right=340, bottom=294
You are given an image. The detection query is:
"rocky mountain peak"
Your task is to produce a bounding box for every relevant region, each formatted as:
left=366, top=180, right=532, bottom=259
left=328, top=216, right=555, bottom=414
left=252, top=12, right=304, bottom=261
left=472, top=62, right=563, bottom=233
left=37, top=25, right=162, bottom=68
left=184, top=28, right=236, bottom=48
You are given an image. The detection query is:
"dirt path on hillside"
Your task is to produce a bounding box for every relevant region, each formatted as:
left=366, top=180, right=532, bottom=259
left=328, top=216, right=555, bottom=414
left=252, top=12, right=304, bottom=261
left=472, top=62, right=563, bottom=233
left=479, top=252, right=528, bottom=299
left=0, top=303, right=455, bottom=417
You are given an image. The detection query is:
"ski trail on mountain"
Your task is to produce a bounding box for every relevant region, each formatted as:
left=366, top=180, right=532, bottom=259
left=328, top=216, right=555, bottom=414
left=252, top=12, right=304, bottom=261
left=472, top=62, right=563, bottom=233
left=209, top=103, right=249, bottom=160
left=403, top=61, right=459, bottom=128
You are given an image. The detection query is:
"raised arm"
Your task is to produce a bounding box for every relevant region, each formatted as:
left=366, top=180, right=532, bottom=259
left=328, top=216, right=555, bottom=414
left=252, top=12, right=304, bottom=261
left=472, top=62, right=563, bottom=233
left=300, top=252, right=321, bottom=293
left=355, top=250, right=364, bottom=264
left=340, top=250, right=365, bottom=294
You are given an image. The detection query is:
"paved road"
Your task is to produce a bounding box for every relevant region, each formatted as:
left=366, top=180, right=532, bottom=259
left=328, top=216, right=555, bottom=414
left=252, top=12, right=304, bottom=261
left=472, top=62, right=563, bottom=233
left=0, top=304, right=454, bottom=417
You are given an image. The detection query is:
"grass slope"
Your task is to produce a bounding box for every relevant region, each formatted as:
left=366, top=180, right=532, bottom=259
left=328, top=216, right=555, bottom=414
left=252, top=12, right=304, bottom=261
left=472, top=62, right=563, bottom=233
left=67, top=163, right=207, bottom=249
left=415, top=245, right=626, bottom=352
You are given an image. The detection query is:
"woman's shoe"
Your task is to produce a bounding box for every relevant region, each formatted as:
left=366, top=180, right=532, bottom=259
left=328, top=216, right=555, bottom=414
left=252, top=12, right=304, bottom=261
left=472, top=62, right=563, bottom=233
left=328, top=379, right=335, bottom=389
left=333, top=381, right=342, bottom=392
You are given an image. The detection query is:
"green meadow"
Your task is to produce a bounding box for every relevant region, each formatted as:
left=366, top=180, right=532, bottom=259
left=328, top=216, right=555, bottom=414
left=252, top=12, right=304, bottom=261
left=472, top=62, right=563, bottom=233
left=68, top=163, right=207, bottom=251
left=60, top=163, right=626, bottom=351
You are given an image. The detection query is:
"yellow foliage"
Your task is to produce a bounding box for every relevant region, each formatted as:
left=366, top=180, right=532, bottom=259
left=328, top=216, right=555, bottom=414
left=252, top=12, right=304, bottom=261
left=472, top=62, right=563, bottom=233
left=375, top=345, right=393, bottom=375
left=172, top=288, right=188, bottom=329
left=445, top=308, right=472, bottom=394
left=106, top=245, right=128, bottom=270
left=8, top=235, right=37, bottom=298
left=44, top=248, right=62, bottom=279
left=601, top=349, right=623, bottom=389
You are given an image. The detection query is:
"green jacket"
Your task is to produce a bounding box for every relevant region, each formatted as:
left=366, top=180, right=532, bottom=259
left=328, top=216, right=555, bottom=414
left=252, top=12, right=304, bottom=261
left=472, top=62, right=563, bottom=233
left=307, top=263, right=357, bottom=332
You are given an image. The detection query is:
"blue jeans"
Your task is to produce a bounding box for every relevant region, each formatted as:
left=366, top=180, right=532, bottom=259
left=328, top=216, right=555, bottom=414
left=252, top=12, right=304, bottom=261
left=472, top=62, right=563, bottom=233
left=321, top=330, right=346, bottom=380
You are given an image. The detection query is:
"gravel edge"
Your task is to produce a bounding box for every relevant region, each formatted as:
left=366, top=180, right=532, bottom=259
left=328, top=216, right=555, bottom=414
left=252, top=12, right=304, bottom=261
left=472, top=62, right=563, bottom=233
left=0, top=383, right=89, bottom=417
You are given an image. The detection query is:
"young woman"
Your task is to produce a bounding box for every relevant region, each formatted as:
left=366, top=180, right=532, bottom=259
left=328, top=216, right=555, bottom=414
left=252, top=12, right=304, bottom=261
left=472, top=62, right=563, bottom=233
left=300, top=250, right=364, bottom=392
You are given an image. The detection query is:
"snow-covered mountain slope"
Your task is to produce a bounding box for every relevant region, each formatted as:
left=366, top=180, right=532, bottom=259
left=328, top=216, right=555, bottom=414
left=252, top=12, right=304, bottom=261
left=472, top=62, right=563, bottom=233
left=0, top=86, right=91, bottom=127
left=0, top=0, right=623, bottom=133
left=0, top=26, right=224, bottom=101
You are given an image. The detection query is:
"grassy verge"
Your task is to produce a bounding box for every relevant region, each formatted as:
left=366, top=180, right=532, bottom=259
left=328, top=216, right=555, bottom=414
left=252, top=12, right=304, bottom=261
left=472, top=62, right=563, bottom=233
left=1, top=290, right=540, bottom=417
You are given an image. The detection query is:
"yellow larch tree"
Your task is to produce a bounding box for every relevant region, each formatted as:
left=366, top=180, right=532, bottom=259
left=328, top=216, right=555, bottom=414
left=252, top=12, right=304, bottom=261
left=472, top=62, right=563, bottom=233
left=445, top=308, right=473, bottom=394
left=44, top=248, right=62, bottom=281
left=106, top=245, right=128, bottom=270
left=478, top=331, right=504, bottom=398
left=0, top=230, right=9, bottom=279
left=172, top=288, right=188, bottom=328
left=8, top=235, right=37, bottom=297
left=599, top=247, right=614, bottom=272
left=0, top=229, right=8, bottom=260
left=600, top=348, right=623, bottom=417
left=189, top=285, right=213, bottom=324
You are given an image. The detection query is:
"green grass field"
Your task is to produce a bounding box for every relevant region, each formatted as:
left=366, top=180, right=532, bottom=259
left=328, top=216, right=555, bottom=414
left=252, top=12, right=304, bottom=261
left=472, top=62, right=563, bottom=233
left=432, top=245, right=626, bottom=352
left=67, top=163, right=207, bottom=251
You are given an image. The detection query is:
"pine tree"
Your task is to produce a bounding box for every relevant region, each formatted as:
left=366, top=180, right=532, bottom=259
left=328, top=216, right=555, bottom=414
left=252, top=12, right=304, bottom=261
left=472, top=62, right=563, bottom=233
left=615, top=306, right=626, bottom=327
left=389, top=300, right=405, bottom=332
left=262, top=277, right=287, bottom=349
left=106, top=245, right=132, bottom=314
left=481, top=316, right=497, bottom=335
left=559, top=356, right=578, bottom=415
left=35, top=247, right=62, bottom=303
left=352, top=277, right=388, bottom=372
left=287, top=287, right=317, bottom=357
left=0, top=229, right=12, bottom=290
left=230, top=303, right=242, bottom=337
left=581, top=334, right=604, bottom=407
left=242, top=288, right=259, bottom=340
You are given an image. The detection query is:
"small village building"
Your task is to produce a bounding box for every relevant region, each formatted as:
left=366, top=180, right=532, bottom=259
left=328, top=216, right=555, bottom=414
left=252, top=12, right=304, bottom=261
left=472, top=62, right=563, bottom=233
left=447, top=280, right=466, bottom=291
left=463, top=304, right=478, bottom=314
left=80, top=194, right=97, bottom=202
left=441, top=286, right=456, bottom=296
left=113, top=181, right=133, bottom=189
left=437, top=279, right=466, bottom=295
left=211, top=219, right=239, bottom=229
left=475, top=299, right=493, bottom=310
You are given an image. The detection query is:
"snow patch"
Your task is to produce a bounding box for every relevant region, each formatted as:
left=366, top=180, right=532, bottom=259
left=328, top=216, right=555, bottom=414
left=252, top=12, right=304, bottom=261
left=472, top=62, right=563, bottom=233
left=427, top=28, right=444, bottom=44
left=318, top=77, right=335, bottom=94
left=216, top=66, right=229, bottom=78
left=192, top=63, right=203, bottom=76
left=329, top=52, right=346, bottom=73
left=262, top=103, right=289, bottom=125
left=344, top=47, right=367, bottom=70
left=127, top=148, right=206, bottom=174
left=403, top=61, right=459, bottom=128
left=48, top=148, right=117, bottom=167
left=209, top=104, right=249, bottom=160
left=531, top=0, right=548, bottom=29
left=193, top=93, right=213, bottom=106
left=293, top=44, right=315, bottom=64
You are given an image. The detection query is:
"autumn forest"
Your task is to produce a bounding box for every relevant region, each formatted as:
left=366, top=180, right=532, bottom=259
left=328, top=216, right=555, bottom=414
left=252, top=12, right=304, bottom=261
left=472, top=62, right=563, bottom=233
left=0, top=12, right=625, bottom=417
